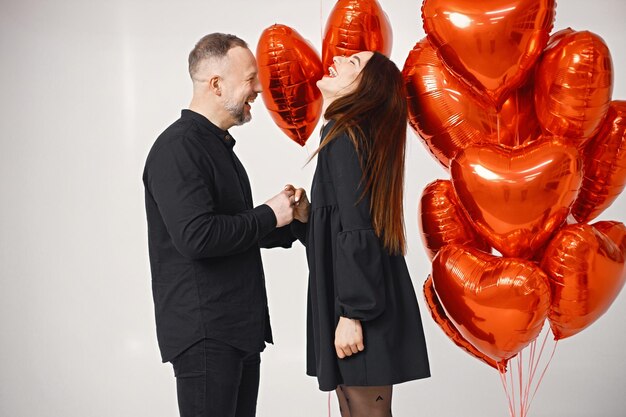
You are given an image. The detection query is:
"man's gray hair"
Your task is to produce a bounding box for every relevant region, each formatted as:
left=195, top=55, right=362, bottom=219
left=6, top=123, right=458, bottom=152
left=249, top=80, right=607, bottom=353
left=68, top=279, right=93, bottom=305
left=188, top=33, right=248, bottom=79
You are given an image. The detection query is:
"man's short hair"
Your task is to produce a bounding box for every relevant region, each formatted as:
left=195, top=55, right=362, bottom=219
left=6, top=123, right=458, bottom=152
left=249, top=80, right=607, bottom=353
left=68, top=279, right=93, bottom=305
left=188, top=33, right=248, bottom=79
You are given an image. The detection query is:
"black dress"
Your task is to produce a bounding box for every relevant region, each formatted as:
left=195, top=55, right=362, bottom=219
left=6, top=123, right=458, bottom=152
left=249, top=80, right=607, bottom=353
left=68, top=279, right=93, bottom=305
left=303, top=121, right=431, bottom=391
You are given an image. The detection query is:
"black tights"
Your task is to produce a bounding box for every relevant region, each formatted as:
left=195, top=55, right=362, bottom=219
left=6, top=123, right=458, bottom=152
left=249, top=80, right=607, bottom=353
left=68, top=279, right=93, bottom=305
left=336, top=385, right=393, bottom=417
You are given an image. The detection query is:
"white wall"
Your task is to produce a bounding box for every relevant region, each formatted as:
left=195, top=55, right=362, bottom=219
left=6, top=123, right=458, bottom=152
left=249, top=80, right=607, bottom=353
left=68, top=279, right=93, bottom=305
left=1, top=1, right=624, bottom=416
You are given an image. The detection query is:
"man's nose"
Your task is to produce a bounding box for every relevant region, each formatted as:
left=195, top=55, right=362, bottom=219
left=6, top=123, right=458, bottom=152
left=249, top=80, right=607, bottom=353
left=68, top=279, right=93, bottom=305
left=253, top=78, right=262, bottom=94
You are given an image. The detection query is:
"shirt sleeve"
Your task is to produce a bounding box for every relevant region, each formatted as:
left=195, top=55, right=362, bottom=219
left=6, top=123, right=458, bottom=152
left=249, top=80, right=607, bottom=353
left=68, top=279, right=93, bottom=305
left=259, top=221, right=306, bottom=249
left=326, top=132, right=386, bottom=321
left=145, top=136, right=277, bottom=259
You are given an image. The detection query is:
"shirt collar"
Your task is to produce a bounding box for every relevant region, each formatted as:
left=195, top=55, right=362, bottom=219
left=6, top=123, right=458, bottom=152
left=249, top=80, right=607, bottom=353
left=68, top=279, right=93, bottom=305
left=181, top=109, right=236, bottom=149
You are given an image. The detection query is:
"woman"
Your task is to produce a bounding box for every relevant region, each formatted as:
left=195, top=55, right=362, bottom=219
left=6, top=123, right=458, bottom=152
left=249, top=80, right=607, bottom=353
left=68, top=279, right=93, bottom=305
left=300, top=51, right=431, bottom=416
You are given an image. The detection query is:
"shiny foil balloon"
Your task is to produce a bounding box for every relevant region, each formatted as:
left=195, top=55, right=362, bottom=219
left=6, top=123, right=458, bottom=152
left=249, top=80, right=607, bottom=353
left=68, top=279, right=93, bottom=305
left=450, top=139, right=583, bottom=259
left=541, top=221, right=626, bottom=340
left=422, top=0, right=555, bottom=109
left=403, top=38, right=541, bottom=168
left=419, top=179, right=490, bottom=259
left=571, top=101, right=626, bottom=223
left=431, top=244, right=551, bottom=363
left=596, top=221, right=626, bottom=249
left=423, top=276, right=502, bottom=370
left=535, top=29, right=613, bottom=147
left=321, top=0, right=392, bottom=72
left=257, top=24, right=323, bottom=146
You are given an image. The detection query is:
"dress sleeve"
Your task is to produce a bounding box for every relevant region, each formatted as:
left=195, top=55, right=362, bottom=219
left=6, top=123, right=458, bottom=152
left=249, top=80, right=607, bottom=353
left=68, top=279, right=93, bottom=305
left=326, top=132, right=386, bottom=321
left=144, top=136, right=277, bottom=259
left=290, top=219, right=308, bottom=246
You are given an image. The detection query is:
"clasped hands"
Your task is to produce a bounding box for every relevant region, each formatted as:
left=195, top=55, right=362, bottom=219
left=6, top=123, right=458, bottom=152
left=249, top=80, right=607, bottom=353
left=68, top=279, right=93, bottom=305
left=265, top=184, right=310, bottom=227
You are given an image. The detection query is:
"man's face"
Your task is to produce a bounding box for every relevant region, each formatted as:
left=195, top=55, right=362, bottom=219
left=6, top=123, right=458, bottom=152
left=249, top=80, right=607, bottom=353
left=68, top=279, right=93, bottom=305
left=220, top=47, right=262, bottom=127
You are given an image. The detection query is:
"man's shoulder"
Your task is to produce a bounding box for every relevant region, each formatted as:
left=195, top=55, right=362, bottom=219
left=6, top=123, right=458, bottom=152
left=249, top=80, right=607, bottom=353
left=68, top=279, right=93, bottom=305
left=145, top=117, right=205, bottom=163
left=154, top=116, right=198, bottom=147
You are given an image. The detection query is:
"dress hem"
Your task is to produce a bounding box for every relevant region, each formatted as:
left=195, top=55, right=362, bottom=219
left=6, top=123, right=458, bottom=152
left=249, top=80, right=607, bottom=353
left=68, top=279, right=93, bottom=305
left=306, top=370, right=432, bottom=392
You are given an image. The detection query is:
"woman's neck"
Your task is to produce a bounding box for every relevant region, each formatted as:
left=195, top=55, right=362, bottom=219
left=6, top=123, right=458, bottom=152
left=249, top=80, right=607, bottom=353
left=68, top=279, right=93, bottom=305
left=321, top=95, right=337, bottom=117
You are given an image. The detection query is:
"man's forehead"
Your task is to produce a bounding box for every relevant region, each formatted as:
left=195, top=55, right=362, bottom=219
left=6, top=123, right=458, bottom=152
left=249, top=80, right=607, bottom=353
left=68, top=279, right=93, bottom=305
left=224, top=46, right=257, bottom=74
left=227, top=47, right=254, bottom=65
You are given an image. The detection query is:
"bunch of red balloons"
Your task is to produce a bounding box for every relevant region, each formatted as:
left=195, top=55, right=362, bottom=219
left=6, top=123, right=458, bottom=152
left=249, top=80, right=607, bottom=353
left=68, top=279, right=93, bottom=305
left=410, top=0, right=626, bottom=370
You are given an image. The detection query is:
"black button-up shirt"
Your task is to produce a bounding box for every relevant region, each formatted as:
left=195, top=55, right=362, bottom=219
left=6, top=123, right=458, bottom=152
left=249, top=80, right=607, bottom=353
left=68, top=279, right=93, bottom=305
left=143, top=109, right=298, bottom=362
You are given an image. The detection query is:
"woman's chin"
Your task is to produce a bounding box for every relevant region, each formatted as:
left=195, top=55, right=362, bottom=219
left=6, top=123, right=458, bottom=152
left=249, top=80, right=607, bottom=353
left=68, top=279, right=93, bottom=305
left=316, top=80, right=332, bottom=96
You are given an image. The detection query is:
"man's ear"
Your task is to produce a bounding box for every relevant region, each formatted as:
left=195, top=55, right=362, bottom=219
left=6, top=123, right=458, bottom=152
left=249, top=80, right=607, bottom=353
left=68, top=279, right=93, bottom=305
left=209, top=76, right=221, bottom=96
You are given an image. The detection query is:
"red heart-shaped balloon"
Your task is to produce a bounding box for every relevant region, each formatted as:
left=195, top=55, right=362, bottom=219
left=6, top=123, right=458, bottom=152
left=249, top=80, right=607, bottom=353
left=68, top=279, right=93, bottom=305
left=541, top=221, right=626, bottom=340
left=534, top=29, right=613, bottom=147
left=571, top=101, right=626, bottom=223
left=431, top=244, right=551, bottom=363
left=423, top=275, right=502, bottom=370
left=321, top=0, right=392, bottom=72
left=419, top=179, right=490, bottom=259
left=257, top=24, right=323, bottom=146
left=403, top=38, right=541, bottom=168
left=422, top=0, right=555, bottom=108
left=450, top=138, right=583, bottom=258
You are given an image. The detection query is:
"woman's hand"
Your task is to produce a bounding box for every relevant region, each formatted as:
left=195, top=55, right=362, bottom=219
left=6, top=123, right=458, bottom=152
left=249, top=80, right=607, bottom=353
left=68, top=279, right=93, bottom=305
left=334, top=316, right=365, bottom=359
left=284, top=184, right=310, bottom=223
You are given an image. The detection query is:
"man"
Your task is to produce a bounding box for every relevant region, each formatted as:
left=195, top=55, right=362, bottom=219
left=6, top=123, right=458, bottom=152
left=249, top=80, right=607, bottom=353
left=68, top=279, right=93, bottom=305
left=143, top=33, right=309, bottom=417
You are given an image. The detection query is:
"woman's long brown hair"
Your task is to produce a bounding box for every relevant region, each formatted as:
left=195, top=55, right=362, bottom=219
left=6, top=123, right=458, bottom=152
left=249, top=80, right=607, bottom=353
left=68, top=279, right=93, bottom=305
left=314, top=51, right=408, bottom=255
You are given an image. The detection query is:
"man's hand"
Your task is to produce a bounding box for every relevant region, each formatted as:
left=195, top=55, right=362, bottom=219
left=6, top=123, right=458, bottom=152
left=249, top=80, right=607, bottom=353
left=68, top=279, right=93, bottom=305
left=265, top=190, right=295, bottom=227
left=283, top=184, right=310, bottom=223
left=334, top=317, right=365, bottom=359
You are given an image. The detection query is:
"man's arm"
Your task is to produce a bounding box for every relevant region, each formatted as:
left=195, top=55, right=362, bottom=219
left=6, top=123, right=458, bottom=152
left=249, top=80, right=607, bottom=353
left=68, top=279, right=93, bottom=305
left=145, top=137, right=292, bottom=259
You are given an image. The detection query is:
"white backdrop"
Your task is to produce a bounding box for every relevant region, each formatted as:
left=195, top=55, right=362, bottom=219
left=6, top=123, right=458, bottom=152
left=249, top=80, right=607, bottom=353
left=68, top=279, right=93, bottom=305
left=1, top=1, right=625, bottom=416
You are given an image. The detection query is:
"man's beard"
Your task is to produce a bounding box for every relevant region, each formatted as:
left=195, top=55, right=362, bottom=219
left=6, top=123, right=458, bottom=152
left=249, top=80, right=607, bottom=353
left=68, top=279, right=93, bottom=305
left=224, top=98, right=251, bottom=126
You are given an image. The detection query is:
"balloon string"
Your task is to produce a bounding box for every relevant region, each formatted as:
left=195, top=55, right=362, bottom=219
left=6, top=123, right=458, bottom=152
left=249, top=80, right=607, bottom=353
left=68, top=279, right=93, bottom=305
left=527, top=339, right=559, bottom=412
left=522, top=332, right=546, bottom=410
left=517, top=351, right=524, bottom=417
left=520, top=342, right=533, bottom=416
left=498, top=329, right=558, bottom=417
left=522, top=329, right=558, bottom=416
left=522, top=339, right=538, bottom=412
left=320, top=0, right=324, bottom=42
left=328, top=391, right=331, bottom=417
left=498, top=364, right=516, bottom=417
left=510, top=360, right=516, bottom=416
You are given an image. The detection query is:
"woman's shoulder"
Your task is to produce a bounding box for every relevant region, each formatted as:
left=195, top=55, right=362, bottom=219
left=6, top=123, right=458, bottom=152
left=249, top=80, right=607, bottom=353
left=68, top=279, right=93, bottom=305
left=325, top=130, right=356, bottom=159
left=320, top=120, right=371, bottom=167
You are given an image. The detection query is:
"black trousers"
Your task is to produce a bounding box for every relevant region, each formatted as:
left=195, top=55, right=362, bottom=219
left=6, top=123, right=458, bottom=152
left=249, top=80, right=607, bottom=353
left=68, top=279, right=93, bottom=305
left=171, top=338, right=261, bottom=417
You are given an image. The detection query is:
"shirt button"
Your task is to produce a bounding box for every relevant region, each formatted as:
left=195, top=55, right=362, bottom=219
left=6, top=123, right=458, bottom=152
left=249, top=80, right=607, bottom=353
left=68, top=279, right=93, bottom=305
left=225, top=134, right=232, bottom=141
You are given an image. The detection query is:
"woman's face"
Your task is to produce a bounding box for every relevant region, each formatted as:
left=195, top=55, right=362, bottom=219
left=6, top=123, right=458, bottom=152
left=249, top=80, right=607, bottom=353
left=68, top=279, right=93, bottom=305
left=317, top=51, right=374, bottom=100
